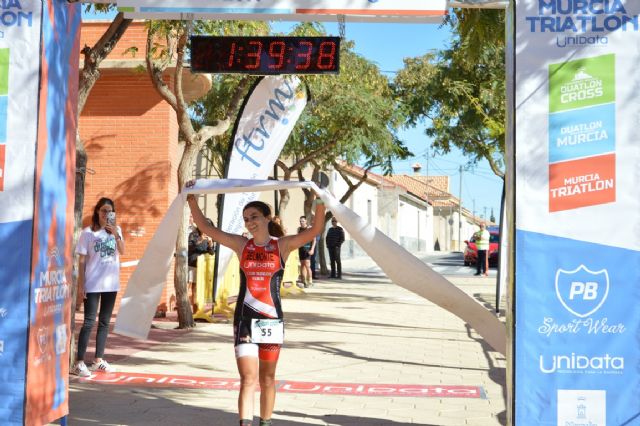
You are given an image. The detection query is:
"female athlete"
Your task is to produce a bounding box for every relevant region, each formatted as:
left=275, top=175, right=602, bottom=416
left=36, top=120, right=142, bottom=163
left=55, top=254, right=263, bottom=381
left=186, top=184, right=325, bottom=426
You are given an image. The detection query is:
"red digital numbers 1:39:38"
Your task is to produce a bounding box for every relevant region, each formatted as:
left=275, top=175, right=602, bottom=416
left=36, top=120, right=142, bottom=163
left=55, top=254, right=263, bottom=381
left=190, top=36, right=340, bottom=75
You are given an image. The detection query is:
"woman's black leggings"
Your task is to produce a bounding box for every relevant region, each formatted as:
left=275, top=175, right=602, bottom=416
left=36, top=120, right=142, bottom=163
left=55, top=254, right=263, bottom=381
left=77, top=291, right=117, bottom=361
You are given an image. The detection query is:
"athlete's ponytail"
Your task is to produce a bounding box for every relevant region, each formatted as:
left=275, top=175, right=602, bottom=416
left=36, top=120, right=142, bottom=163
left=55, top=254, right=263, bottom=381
left=268, top=220, right=284, bottom=238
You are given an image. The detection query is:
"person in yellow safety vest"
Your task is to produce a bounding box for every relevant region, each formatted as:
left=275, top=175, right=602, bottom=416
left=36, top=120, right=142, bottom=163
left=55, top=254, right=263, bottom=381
left=473, top=223, right=490, bottom=277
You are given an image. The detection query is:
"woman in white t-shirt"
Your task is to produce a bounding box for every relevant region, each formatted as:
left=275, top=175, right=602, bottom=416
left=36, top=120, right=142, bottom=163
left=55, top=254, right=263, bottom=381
left=71, top=197, right=125, bottom=377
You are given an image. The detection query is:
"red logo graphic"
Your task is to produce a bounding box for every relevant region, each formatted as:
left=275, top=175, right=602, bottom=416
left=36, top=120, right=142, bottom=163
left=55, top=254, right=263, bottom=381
left=80, top=372, right=484, bottom=398
left=549, top=153, right=615, bottom=212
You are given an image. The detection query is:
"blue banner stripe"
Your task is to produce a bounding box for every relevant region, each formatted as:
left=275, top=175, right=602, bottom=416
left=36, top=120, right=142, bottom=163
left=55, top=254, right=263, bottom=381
left=140, top=7, right=294, bottom=13
left=0, top=220, right=33, bottom=424
left=515, top=229, right=640, bottom=425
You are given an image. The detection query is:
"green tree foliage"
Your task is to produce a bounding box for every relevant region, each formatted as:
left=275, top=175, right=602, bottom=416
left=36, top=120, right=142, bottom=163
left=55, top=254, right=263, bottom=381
left=284, top=33, right=411, bottom=219
left=144, top=19, right=268, bottom=327
left=289, top=39, right=409, bottom=175
left=192, top=22, right=411, bottom=217
left=393, top=9, right=505, bottom=178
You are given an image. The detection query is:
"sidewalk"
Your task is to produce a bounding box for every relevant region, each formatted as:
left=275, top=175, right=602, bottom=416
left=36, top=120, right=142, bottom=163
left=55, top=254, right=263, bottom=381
left=56, top=255, right=506, bottom=426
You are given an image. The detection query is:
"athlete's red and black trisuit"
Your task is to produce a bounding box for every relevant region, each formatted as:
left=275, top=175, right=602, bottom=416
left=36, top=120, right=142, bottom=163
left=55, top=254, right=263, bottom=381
left=234, top=237, right=285, bottom=361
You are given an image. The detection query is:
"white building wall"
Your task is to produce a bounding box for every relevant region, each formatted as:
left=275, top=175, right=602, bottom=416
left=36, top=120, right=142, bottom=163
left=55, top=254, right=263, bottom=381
left=378, top=188, right=400, bottom=241
left=460, top=216, right=477, bottom=246
left=432, top=206, right=454, bottom=251
left=424, top=205, right=434, bottom=253
left=397, top=198, right=431, bottom=253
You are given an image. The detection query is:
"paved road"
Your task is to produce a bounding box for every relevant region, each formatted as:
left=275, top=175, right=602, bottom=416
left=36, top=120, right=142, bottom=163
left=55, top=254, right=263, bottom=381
left=345, top=251, right=498, bottom=278
left=427, top=252, right=498, bottom=277
left=53, top=253, right=506, bottom=426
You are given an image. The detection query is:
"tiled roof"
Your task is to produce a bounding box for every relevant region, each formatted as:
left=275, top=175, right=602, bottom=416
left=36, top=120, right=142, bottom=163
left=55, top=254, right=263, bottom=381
left=385, top=175, right=459, bottom=206
left=409, top=175, right=449, bottom=192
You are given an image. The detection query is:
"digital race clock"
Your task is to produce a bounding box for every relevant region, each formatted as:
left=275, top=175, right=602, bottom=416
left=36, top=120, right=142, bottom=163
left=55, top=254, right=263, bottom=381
left=190, top=36, right=340, bottom=75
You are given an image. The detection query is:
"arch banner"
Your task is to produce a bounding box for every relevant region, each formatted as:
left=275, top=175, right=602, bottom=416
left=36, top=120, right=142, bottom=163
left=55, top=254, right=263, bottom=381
left=0, top=1, right=80, bottom=425
left=116, top=0, right=447, bottom=23
left=514, top=1, right=640, bottom=424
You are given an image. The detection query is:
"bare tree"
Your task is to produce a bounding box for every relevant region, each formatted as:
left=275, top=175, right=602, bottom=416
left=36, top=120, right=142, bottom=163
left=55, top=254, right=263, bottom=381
left=144, top=22, right=247, bottom=328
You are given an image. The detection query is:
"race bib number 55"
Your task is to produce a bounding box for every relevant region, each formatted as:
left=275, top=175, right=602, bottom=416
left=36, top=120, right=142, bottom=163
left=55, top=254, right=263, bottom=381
left=250, top=319, right=284, bottom=344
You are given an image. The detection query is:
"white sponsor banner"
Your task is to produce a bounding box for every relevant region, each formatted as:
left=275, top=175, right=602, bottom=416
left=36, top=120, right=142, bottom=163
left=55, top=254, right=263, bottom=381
left=514, top=1, right=640, bottom=424
left=215, top=76, right=306, bottom=296
left=114, top=179, right=506, bottom=356
left=515, top=0, right=640, bottom=251
left=117, top=0, right=447, bottom=23
left=0, top=2, right=41, bottom=223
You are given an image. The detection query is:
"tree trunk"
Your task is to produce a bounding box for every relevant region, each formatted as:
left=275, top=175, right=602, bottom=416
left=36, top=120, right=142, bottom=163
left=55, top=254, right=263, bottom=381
left=318, top=230, right=328, bottom=276
left=278, top=188, right=290, bottom=218
left=78, top=13, right=131, bottom=113
left=173, top=215, right=192, bottom=327
left=174, top=144, right=198, bottom=328
left=69, top=132, right=87, bottom=366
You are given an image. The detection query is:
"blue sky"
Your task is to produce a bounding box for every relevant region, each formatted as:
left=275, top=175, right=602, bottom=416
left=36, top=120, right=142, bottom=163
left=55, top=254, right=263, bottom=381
left=83, top=10, right=503, bottom=220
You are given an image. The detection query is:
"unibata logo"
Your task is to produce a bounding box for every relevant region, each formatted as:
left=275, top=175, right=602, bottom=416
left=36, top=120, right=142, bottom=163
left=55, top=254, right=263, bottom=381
left=555, top=265, right=609, bottom=318
left=539, top=352, right=623, bottom=374
left=0, top=0, right=34, bottom=27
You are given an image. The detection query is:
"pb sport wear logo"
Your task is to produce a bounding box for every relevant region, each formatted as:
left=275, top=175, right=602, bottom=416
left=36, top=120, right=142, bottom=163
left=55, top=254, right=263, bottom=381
left=555, top=265, right=609, bottom=318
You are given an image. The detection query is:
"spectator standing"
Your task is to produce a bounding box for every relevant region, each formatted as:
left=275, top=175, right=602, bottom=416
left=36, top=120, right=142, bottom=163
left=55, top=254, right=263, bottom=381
left=473, top=223, right=490, bottom=276
left=188, top=219, right=215, bottom=269
left=297, top=216, right=316, bottom=287
left=71, top=197, right=124, bottom=377
left=326, top=217, right=345, bottom=279
left=188, top=219, right=215, bottom=308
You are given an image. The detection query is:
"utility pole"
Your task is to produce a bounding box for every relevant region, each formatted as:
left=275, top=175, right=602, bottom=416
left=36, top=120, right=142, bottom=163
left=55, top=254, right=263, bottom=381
left=425, top=147, right=429, bottom=182
left=424, top=147, right=430, bottom=208
left=473, top=198, right=476, bottom=223
left=458, top=165, right=463, bottom=251
left=484, top=206, right=488, bottom=222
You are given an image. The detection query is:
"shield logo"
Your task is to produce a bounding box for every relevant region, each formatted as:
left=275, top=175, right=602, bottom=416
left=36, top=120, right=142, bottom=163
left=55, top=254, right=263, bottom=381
left=37, top=327, right=49, bottom=354
left=555, top=265, right=609, bottom=318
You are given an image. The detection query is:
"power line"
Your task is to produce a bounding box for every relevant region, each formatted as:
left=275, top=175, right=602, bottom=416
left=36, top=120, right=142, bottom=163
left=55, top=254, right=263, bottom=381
left=468, top=172, right=502, bottom=182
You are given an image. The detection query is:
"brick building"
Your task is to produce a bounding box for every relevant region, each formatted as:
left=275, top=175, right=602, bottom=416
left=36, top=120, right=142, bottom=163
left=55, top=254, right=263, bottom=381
left=78, top=21, right=210, bottom=314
